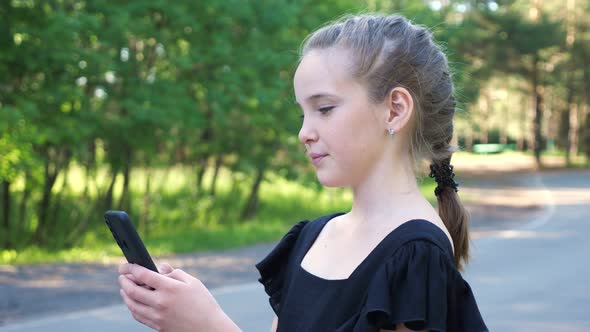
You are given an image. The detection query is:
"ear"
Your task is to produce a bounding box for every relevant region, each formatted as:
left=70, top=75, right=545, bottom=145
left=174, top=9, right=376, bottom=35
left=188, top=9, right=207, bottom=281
left=384, top=87, right=414, bottom=133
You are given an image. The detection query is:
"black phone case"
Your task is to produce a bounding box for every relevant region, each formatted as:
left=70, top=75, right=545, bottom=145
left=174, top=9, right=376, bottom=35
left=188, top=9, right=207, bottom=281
left=104, top=210, right=159, bottom=273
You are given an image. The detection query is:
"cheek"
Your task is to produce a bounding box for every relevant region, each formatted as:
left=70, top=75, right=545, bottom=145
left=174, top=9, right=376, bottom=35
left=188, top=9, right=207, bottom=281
left=330, top=111, right=383, bottom=163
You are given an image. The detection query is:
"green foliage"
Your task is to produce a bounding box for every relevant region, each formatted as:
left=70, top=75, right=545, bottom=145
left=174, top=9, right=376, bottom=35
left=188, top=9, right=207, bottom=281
left=0, top=0, right=588, bottom=256
left=0, top=165, right=440, bottom=265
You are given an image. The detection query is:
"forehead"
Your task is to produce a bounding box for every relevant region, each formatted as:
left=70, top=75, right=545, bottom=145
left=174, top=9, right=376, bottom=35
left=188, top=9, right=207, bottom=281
left=293, top=49, right=360, bottom=102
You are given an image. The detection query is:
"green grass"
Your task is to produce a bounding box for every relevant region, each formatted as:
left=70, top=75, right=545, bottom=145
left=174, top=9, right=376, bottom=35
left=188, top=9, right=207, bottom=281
left=10, top=148, right=581, bottom=266
left=0, top=165, right=447, bottom=265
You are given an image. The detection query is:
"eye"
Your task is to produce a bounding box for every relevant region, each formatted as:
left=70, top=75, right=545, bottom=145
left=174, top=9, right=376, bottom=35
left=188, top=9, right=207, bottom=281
left=318, top=106, right=335, bottom=114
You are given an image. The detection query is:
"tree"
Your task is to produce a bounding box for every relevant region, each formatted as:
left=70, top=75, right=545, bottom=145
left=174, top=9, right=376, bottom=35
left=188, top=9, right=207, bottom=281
left=459, top=3, right=563, bottom=166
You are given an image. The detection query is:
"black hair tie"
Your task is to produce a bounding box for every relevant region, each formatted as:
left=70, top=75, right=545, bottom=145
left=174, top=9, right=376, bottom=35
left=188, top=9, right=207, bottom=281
left=429, top=162, right=459, bottom=197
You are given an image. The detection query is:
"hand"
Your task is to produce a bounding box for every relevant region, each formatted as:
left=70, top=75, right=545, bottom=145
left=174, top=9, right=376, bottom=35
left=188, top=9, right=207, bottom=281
left=118, top=262, right=239, bottom=332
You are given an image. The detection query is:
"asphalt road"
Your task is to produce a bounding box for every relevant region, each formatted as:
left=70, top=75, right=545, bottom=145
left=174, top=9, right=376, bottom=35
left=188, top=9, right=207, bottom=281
left=0, top=283, right=272, bottom=332
left=464, top=169, right=590, bottom=331
left=1, top=169, right=588, bottom=332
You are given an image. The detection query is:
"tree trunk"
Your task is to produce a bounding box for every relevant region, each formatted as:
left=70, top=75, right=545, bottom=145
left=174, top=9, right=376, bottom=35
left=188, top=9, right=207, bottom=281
left=87, top=140, right=96, bottom=168
left=196, top=109, right=214, bottom=193
left=564, top=14, right=576, bottom=163
left=118, top=145, right=132, bottom=213
left=581, top=51, right=590, bottom=163
left=196, top=156, right=208, bottom=194
left=32, top=147, right=72, bottom=246
left=104, top=168, right=118, bottom=211
left=66, top=168, right=106, bottom=248
left=32, top=159, right=59, bottom=245
left=2, top=180, right=11, bottom=248
left=48, top=163, right=70, bottom=244
left=240, top=167, right=265, bottom=221
left=140, top=168, right=151, bottom=236
left=18, top=171, right=32, bottom=246
left=532, top=56, right=544, bottom=168
left=559, top=108, right=570, bottom=153
left=210, top=155, right=222, bottom=196
left=564, top=0, right=578, bottom=164
left=501, top=100, right=510, bottom=145
left=81, top=164, right=91, bottom=202
left=465, top=128, right=473, bottom=152
left=569, top=103, right=580, bottom=161
left=518, top=96, right=527, bottom=151
left=65, top=191, right=104, bottom=247
left=482, top=92, right=490, bottom=144
left=583, top=109, right=590, bottom=163
left=118, top=162, right=131, bottom=212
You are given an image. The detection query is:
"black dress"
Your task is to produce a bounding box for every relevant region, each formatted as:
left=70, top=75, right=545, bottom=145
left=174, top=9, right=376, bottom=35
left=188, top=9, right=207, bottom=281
left=255, top=212, right=489, bottom=332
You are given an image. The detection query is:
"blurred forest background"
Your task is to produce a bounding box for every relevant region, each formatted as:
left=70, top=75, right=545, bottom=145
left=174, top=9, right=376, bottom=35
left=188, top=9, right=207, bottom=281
left=1, top=0, right=589, bottom=264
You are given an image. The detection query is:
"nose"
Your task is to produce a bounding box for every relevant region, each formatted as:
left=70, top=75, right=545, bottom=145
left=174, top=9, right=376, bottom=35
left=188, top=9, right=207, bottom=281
left=298, top=117, right=318, bottom=146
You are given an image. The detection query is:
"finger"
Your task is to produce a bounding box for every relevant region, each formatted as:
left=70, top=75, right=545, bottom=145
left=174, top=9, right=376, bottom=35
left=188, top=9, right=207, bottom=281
left=118, top=262, right=129, bottom=274
left=120, top=289, right=161, bottom=331
left=158, top=262, right=174, bottom=274
left=119, top=275, right=159, bottom=307
left=119, top=263, right=163, bottom=289
left=165, top=268, right=193, bottom=283
left=122, top=274, right=154, bottom=290
left=124, top=273, right=142, bottom=285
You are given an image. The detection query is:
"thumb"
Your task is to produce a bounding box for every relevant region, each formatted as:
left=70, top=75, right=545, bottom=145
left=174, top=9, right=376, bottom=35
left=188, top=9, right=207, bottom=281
left=158, top=262, right=174, bottom=274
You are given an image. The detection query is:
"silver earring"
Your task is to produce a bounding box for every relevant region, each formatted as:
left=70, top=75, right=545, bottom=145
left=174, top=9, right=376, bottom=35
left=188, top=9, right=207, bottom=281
left=388, top=128, right=395, bottom=137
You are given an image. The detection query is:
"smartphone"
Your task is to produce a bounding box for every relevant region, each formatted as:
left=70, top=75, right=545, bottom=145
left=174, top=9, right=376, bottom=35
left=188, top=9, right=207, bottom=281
left=104, top=210, right=159, bottom=273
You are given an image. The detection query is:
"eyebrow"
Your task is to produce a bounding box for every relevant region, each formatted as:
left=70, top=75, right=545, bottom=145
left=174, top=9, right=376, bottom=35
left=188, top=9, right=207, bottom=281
left=294, top=93, right=338, bottom=105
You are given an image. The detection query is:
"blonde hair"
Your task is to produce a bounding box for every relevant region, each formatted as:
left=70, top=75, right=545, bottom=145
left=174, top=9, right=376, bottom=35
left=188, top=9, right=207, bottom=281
left=300, top=14, right=470, bottom=270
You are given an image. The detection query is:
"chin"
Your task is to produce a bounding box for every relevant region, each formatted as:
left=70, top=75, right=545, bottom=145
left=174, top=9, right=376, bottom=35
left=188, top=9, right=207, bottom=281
left=316, top=172, right=350, bottom=188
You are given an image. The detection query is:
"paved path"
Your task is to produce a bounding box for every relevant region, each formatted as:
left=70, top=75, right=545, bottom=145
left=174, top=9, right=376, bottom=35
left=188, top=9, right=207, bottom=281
left=0, top=283, right=270, bottom=332
left=465, top=169, right=590, bottom=331
left=1, top=169, right=588, bottom=331
left=0, top=242, right=274, bottom=326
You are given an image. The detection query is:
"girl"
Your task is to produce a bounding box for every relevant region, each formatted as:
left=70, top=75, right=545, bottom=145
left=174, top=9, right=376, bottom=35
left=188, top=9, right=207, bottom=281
left=118, top=14, right=488, bottom=332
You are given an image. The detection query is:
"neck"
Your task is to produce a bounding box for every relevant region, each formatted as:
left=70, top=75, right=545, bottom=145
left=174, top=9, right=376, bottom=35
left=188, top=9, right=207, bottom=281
left=348, top=152, right=426, bottom=228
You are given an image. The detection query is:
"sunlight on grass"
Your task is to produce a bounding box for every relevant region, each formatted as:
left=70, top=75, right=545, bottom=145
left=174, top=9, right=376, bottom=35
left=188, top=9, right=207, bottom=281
left=1, top=155, right=522, bottom=265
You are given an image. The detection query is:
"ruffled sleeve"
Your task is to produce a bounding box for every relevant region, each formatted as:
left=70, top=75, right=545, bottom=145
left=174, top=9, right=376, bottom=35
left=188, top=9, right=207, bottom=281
left=255, top=220, right=309, bottom=316
left=358, top=240, right=488, bottom=332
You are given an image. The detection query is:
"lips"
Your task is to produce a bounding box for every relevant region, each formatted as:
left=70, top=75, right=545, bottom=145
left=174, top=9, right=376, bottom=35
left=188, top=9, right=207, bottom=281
left=309, top=153, right=328, bottom=166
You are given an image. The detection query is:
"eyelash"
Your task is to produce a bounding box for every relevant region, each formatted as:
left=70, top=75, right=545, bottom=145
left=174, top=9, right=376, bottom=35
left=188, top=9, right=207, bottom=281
left=319, top=106, right=335, bottom=114
left=299, top=106, right=335, bottom=120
